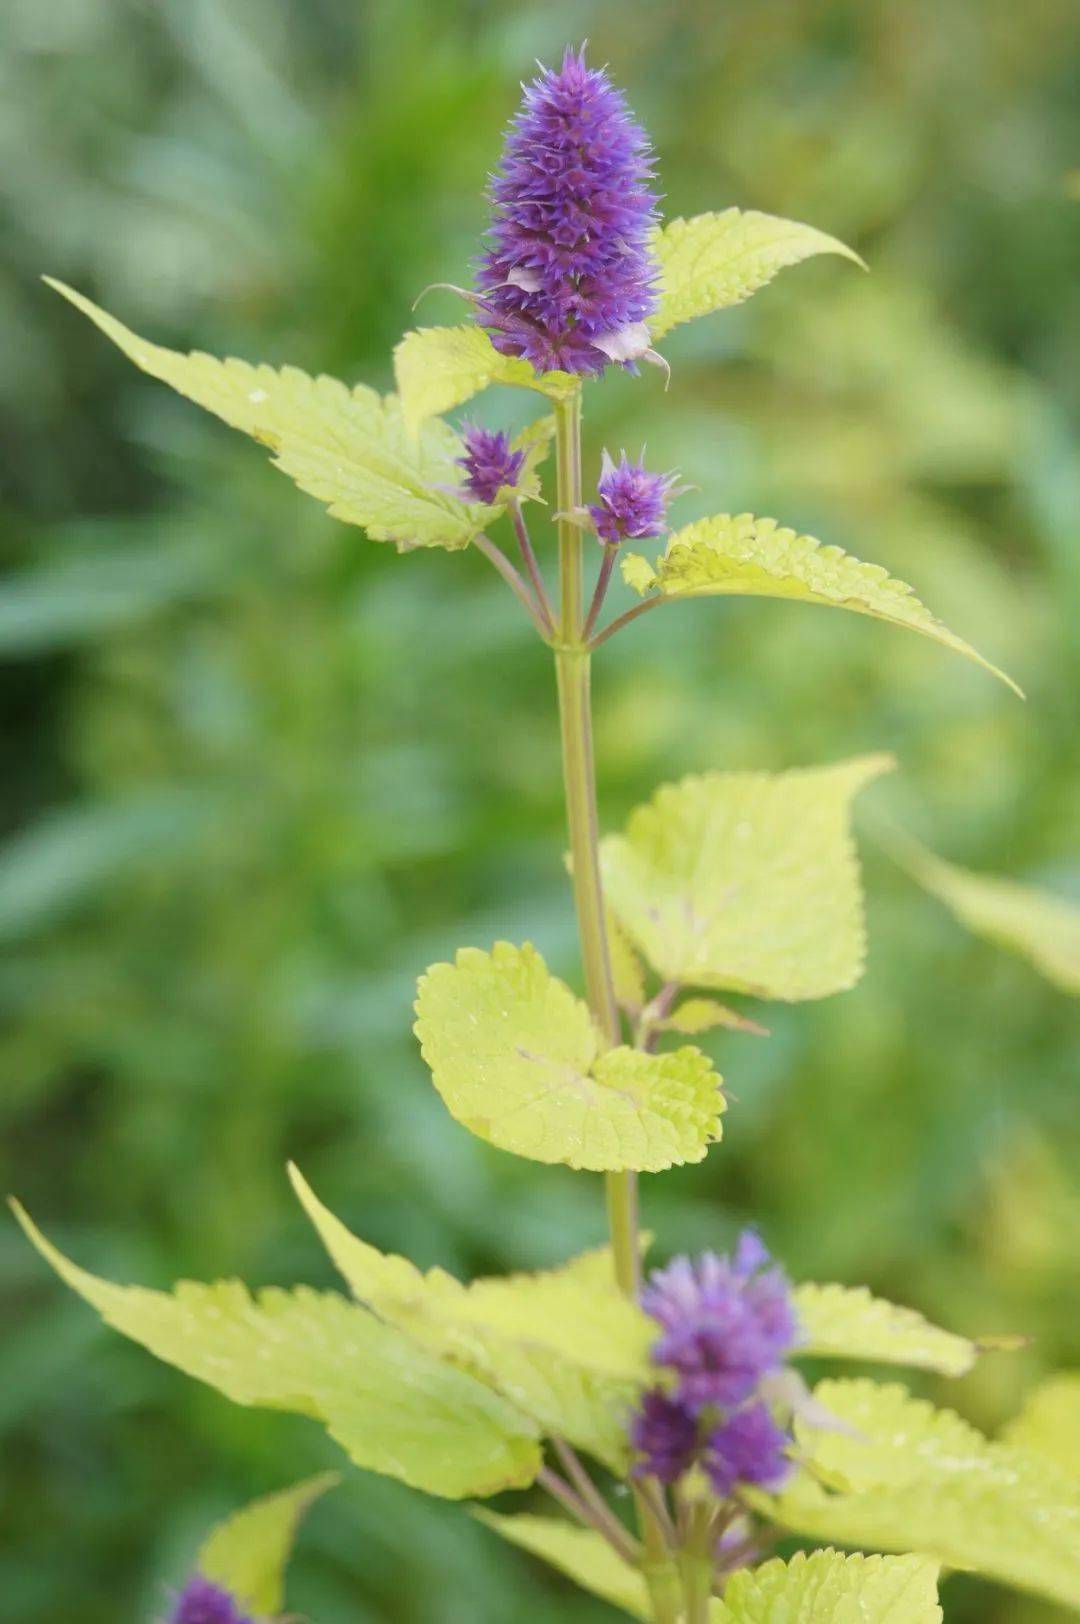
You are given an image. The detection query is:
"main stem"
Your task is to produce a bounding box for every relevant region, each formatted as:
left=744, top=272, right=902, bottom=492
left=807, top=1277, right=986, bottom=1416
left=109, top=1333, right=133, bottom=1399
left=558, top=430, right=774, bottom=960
left=553, top=390, right=640, bottom=1301
left=552, top=391, right=682, bottom=1624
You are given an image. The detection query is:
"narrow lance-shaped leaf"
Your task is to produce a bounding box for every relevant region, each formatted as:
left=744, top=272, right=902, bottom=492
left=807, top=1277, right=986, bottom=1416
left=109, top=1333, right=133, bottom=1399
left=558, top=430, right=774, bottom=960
left=288, top=1166, right=645, bottom=1471
left=414, top=941, right=725, bottom=1171
left=394, top=323, right=578, bottom=437
left=792, top=1283, right=977, bottom=1377
left=46, top=280, right=496, bottom=552
left=621, top=514, right=1020, bottom=695
left=198, top=1473, right=338, bottom=1618
left=764, top=1378, right=1080, bottom=1609
left=11, top=1202, right=541, bottom=1500
left=649, top=209, right=864, bottom=342
left=476, top=1512, right=652, bottom=1621
left=600, top=757, right=893, bottom=1003
left=884, top=827, right=1080, bottom=995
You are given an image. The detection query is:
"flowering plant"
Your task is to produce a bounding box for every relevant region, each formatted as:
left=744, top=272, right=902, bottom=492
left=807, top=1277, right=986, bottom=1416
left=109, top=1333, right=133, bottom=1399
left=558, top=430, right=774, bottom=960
left=14, top=47, right=1079, bottom=1623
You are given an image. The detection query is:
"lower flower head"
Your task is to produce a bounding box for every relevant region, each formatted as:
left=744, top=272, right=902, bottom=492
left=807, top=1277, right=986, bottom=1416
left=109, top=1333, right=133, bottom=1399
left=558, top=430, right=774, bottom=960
left=704, top=1401, right=792, bottom=1497
left=457, top=423, right=526, bottom=505
left=171, top=1576, right=253, bottom=1624
left=629, top=1387, right=699, bottom=1483
left=641, top=1232, right=798, bottom=1414
left=588, top=451, right=678, bottom=544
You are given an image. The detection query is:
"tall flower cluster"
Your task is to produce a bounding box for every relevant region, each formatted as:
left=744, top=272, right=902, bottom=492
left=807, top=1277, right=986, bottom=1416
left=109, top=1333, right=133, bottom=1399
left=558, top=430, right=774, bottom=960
left=170, top=1576, right=252, bottom=1624
left=477, top=48, right=660, bottom=376
left=630, top=1232, right=799, bottom=1498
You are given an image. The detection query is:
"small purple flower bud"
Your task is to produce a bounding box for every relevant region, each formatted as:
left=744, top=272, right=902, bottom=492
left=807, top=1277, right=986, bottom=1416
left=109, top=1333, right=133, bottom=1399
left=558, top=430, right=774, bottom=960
left=641, top=1233, right=798, bottom=1415
left=588, top=451, right=678, bottom=544
left=629, top=1387, right=700, bottom=1483
left=704, top=1401, right=793, bottom=1497
left=170, top=1576, right=253, bottom=1624
left=477, top=48, right=660, bottom=376
left=457, top=423, right=526, bottom=505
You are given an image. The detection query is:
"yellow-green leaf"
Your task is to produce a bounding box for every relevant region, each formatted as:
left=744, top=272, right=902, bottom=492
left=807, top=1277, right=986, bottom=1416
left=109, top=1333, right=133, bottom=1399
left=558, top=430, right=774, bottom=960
left=1000, top=1374, right=1080, bottom=1478
left=765, top=1378, right=1080, bottom=1609
left=649, top=210, right=863, bottom=342
left=414, top=942, right=724, bottom=1171
left=198, top=1473, right=337, bottom=1617
left=12, top=1202, right=540, bottom=1500
left=887, top=831, right=1080, bottom=994
left=289, top=1166, right=646, bottom=1469
left=609, top=913, right=648, bottom=1014
left=620, top=514, right=1020, bottom=694
left=657, top=997, right=768, bottom=1038
left=715, top=1549, right=942, bottom=1624
left=394, top=323, right=578, bottom=436
left=476, top=1512, right=651, bottom=1620
left=514, top=413, right=557, bottom=502
left=600, top=758, right=893, bottom=1002
left=793, top=1284, right=977, bottom=1377
left=47, top=280, right=494, bottom=553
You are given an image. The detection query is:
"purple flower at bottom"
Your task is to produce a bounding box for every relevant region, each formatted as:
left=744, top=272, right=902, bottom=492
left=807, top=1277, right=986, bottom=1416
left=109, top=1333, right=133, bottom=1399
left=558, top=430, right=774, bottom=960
left=456, top=423, right=526, bottom=505
left=588, top=451, right=679, bottom=544
left=641, top=1233, right=799, bottom=1414
left=476, top=48, right=660, bottom=376
left=629, top=1387, right=699, bottom=1483
left=170, top=1576, right=253, bottom=1624
left=704, top=1402, right=792, bottom=1498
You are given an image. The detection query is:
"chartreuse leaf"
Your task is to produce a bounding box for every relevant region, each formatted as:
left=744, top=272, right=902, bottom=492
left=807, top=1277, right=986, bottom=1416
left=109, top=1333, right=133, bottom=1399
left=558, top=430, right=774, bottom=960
left=765, top=1378, right=1080, bottom=1608
left=649, top=210, right=863, bottom=342
left=289, top=1165, right=646, bottom=1471
left=476, top=1513, right=651, bottom=1620
left=620, top=515, right=1020, bottom=695
left=46, top=280, right=495, bottom=553
left=608, top=917, right=648, bottom=1014
left=658, top=998, right=768, bottom=1038
left=886, top=830, right=1080, bottom=995
left=11, top=1202, right=540, bottom=1499
left=792, top=1284, right=976, bottom=1377
left=514, top=413, right=557, bottom=501
left=600, top=758, right=892, bottom=1002
left=414, top=942, right=724, bottom=1171
left=198, top=1473, right=337, bottom=1617
left=1000, top=1374, right=1080, bottom=1477
left=478, top=1518, right=942, bottom=1624
left=394, top=323, right=578, bottom=435
left=714, top=1549, right=942, bottom=1624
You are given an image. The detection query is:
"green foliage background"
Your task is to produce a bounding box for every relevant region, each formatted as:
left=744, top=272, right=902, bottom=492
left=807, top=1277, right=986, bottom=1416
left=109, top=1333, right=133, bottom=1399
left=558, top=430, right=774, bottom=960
left=1, top=1, right=1077, bottom=1619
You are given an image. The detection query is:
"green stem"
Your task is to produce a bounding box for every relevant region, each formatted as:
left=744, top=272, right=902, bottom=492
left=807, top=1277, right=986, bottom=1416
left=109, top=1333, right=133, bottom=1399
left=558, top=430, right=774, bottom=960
left=553, top=391, right=640, bottom=1301
left=553, top=390, right=677, bottom=1618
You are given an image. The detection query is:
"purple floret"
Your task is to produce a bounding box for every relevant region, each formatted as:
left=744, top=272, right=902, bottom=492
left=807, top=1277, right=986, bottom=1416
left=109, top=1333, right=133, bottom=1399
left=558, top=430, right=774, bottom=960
left=588, top=451, right=678, bottom=543
left=704, top=1401, right=793, bottom=1497
left=641, top=1233, right=798, bottom=1414
left=456, top=422, right=526, bottom=504
left=630, top=1387, right=700, bottom=1483
left=477, top=47, right=660, bottom=376
left=170, top=1576, right=253, bottom=1624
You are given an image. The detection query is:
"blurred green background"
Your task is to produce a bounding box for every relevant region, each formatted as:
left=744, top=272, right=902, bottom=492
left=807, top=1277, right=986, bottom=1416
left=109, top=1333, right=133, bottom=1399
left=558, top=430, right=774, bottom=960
left=1, top=1, right=1078, bottom=1619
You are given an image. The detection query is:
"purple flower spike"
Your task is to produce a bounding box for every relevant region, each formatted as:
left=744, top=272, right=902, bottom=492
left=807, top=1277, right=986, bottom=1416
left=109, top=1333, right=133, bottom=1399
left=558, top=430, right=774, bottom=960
left=477, top=47, right=660, bottom=376
left=630, top=1387, right=700, bottom=1483
left=588, top=451, right=678, bottom=543
left=704, top=1402, right=793, bottom=1497
left=457, top=423, right=526, bottom=505
left=641, top=1235, right=798, bottom=1414
left=171, top=1576, right=253, bottom=1624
